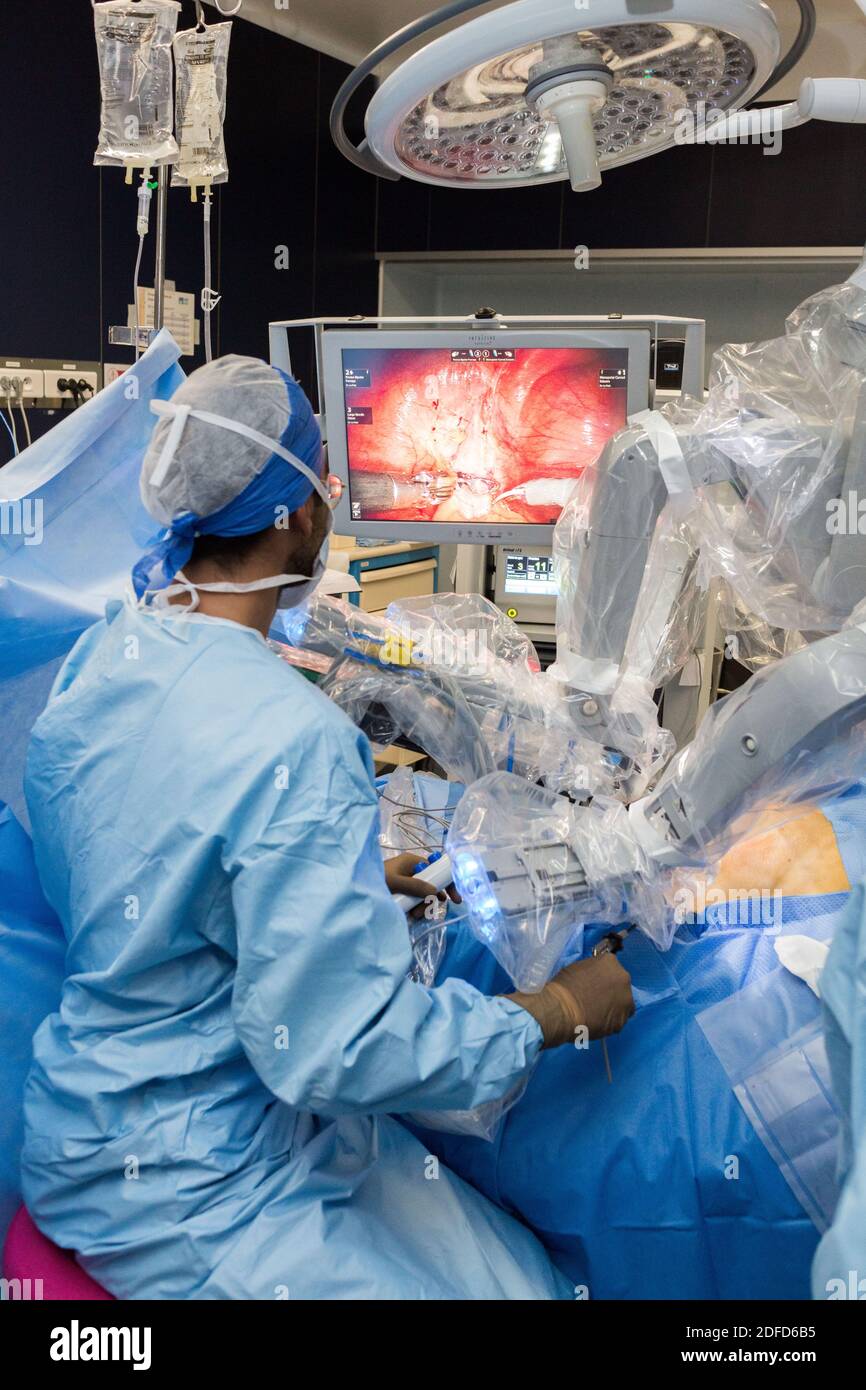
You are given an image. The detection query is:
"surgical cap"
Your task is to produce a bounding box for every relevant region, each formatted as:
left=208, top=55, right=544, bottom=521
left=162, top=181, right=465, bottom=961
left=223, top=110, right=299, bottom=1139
left=133, top=355, right=323, bottom=597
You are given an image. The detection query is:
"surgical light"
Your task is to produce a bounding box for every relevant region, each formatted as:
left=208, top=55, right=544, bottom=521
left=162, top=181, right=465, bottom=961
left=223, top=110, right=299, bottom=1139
left=332, top=0, right=810, bottom=193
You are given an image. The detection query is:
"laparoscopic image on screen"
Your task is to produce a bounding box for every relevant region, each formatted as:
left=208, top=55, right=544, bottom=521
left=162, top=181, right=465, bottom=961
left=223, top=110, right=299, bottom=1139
left=341, top=346, right=629, bottom=525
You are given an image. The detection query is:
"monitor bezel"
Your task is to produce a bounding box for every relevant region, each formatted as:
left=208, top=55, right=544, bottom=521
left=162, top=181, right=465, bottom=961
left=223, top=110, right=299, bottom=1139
left=322, top=328, right=652, bottom=546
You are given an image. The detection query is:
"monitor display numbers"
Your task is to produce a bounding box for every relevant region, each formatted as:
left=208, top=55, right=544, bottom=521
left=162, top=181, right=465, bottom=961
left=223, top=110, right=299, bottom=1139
left=504, top=553, right=558, bottom=597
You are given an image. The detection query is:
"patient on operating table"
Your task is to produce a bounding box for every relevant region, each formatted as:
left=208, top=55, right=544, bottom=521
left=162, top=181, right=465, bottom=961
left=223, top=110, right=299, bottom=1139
left=706, top=805, right=849, bottom=897
left=425, top=789, right=861, bottom=1302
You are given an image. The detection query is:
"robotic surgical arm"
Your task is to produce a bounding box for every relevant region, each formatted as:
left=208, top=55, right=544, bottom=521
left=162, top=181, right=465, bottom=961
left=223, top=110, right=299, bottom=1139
left=276, top=590, right=624, bottom=799
left=280, top=270, right=866, bottom=804
left=447, top=623, right=866, bottom=991
left=551, top=264, right=866, bottom=776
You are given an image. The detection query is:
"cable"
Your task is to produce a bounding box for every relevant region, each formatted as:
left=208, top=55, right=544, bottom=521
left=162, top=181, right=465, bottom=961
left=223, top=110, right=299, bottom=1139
left=17, top=399, right=31, bottom=449
left=203, top=192, right=214, bottom=362
left=133, top=232, right=146, bottom=362
left=753, top=1, right=817, bottom=101
left=0, top=407, right=18, bottom=459
left=330, top=0, right=819, bottom=178
left=378, top=790, right=454, bottom=826
left=380, top=821, right=446, bottom=853
left=377, top=787, right=455, bottom=853
left=330, top=0, right=495, bottom=179
left=132, top=173, right=154, bottom=362
left=4, top=396, right=18, bottom=453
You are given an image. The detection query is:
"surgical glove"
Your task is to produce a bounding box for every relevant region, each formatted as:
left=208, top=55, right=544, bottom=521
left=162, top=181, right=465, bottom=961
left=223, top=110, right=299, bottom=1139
left=383, top=853, right=461, bottom=915
left=507, top=954, right=635, bottom=1048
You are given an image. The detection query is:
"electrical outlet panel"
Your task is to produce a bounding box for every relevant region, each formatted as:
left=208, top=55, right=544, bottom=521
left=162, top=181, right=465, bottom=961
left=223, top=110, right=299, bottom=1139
left=43, top=368, right=100, bottom=401
left=0, top=357, right=103, bottom=408
left=0, top=362, right=45, bottom=399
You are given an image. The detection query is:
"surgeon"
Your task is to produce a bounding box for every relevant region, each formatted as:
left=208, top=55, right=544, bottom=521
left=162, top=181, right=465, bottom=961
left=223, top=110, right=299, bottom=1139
left=20, top=356, right=633, bottom=1301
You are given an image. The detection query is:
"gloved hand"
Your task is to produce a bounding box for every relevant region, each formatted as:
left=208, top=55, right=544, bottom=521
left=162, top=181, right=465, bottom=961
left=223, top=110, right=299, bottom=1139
left=383, top=852, right=461, bottom=917
left=507, top=954, right=635, bottom=1048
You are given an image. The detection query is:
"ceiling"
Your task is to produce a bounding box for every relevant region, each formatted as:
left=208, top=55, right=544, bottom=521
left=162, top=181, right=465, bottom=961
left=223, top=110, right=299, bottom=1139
left=211, top=0, right=866, bottom=95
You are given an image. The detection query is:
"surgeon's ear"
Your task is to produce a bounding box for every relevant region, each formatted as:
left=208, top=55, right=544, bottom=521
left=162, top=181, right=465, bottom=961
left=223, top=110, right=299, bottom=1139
left=288, top=495, right=315, bottom=538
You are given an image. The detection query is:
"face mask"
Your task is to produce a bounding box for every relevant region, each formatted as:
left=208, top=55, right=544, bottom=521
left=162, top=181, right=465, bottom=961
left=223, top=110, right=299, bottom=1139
left=276, top=516, right=332, bottom=611
left=142, top=401, right=336, bottom=613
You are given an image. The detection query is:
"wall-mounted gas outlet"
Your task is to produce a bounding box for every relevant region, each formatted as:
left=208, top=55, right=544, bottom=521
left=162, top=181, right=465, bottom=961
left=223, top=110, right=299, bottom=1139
left=0, top=363, right=45, bottom=399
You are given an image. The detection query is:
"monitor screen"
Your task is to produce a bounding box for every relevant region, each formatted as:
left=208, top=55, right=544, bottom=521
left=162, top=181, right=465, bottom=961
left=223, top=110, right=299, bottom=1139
left=504, top=551, right=558, bottom=597
left=322, top=330, right=651, bottom=545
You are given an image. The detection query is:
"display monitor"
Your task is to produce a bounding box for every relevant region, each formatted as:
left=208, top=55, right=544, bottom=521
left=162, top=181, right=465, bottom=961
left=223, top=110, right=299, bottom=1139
left=322, top=329, right=651, bottom=544
left=504, top=551, right=558, bottom=597
left=493, top=544, right=558, bottom=627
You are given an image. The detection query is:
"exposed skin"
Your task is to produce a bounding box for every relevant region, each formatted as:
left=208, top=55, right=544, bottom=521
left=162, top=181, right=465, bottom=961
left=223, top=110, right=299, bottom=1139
left=710, top=806, right=850, bottom=898
left=168, top=491, right=328, bottom=639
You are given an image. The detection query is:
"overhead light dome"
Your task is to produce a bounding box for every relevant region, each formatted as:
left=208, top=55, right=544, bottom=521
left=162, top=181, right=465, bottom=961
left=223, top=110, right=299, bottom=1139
left=364, top=0, right=780, bottom=191
left=333, top=2, right=828, bottom=193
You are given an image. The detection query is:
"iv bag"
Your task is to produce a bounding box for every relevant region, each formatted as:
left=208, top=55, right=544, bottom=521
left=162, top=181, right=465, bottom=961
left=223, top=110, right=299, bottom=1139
left=172, top=22, right=232, bottom=189
left=93, top=0, right=181, bottom=168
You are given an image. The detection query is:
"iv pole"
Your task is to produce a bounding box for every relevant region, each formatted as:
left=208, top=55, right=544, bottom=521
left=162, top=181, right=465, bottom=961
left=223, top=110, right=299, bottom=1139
left=108, top=168, right=170, bottom=350
left=153, top=173, right=169, bottom=333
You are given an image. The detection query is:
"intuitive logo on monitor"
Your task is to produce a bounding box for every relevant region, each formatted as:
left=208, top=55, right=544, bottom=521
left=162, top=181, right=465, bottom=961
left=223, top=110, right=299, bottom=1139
left=450, top=348, right=516, bottom=362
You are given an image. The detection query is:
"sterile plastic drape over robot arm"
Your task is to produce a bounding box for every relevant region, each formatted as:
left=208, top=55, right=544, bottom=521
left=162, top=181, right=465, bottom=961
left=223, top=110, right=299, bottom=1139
left=687, top=276, right=866, bottom=640
left=541, top=258, right=866, bottom=813
left=552, top=263, right=866, bottom=746
left=386, top=591, right=541, bottom=671
left=448, top=624, right=866, bottom=986
left=385, top=591, right=624, bottom=796
left=549, top=425, right=706, bottom=789
left=277, top=595, right=496, bottom=785
left=279, top=592, right=617, bottom=798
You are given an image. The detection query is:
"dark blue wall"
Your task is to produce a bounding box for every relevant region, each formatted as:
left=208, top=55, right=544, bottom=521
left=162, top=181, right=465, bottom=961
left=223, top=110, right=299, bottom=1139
left=2, top=1, right=864, bottom=391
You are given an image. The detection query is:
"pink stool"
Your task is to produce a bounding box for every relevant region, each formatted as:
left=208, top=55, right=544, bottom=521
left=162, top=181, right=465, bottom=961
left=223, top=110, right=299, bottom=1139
left=3, top=1205, right=114, bottom=1300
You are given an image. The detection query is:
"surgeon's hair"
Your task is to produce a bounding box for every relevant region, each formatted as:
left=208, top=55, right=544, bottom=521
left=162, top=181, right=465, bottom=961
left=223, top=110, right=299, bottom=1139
left=189, top=482, right=327, bottom=574
left=189, top=528, right=274, bottom=574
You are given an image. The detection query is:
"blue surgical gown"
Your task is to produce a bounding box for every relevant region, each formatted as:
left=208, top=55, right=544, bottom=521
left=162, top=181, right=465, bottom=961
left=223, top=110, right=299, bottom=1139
left=20, top=597, right=567, bottom=1300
